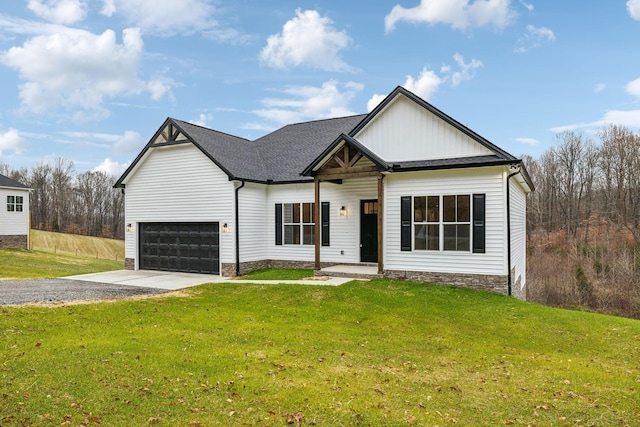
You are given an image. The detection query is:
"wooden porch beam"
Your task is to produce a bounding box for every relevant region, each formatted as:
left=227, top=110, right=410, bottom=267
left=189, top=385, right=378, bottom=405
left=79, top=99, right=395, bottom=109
left=314, top=177, right=320, bottom=271
left=316, top=170, right=381, bottom=181
left=377, top=174, right=384, bottom=275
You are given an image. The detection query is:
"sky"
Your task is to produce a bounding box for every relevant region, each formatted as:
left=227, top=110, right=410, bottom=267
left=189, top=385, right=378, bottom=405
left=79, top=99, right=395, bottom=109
left=0, top=0, right=639, bottom=177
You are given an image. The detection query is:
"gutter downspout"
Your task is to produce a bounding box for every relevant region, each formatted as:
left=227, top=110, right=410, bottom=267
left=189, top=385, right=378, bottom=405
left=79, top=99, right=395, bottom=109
left=235, top=180, right=245, bottom=277
left=506, top=165, right=521, bottom=296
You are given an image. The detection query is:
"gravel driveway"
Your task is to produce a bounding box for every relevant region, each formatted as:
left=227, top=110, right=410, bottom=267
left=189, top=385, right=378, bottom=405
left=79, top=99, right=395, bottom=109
left=0, top=278, right=166, bottom=306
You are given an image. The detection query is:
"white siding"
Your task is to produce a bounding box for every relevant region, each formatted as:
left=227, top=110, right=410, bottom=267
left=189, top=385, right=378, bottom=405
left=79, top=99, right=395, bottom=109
left=384, top=168, right=507, bottom=275
left=238, top=182, right=268, bottom=262
left=0, top=188, right=30, bottom=235
left=265, top=179, right=378, bottom=263
left=510, top=179, right=527, bottom=291
left=123, top=143, right=235, bottom=269
left=266, top=184, right=315, bottom=262
left=356, top=95, right=494, bottom=162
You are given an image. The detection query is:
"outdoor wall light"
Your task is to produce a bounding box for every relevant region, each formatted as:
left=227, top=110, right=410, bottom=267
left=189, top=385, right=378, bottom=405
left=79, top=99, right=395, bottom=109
left=126, top=223, right=135, bottom=232
left=222, top=223, right=230, bottom=233
left=339, top=206, right=347, bottom=216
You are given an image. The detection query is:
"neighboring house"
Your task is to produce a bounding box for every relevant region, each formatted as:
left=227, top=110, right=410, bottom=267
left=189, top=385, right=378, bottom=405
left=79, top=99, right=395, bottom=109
left=115, top=86, right=533, bottom=299
left=0, top=173, right=30, bottom=250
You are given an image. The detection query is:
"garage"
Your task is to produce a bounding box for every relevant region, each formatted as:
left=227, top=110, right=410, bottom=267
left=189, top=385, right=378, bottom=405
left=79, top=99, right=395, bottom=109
left=139, top=222, right=220, bottom=274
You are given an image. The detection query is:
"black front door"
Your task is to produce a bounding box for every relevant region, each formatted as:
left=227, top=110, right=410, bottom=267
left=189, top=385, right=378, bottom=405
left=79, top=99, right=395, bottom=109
left=360, top=200, right=378, bottom=263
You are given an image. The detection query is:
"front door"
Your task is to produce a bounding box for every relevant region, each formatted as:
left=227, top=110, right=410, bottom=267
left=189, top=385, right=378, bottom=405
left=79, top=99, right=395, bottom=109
left=360, top=200, right=378, bottom=263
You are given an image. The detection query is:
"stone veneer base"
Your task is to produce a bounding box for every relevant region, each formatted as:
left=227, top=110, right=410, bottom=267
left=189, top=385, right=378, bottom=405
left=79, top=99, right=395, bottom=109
left=384, top=269, right=514, bottom=298
left=0, top=234, right=28, bottom=250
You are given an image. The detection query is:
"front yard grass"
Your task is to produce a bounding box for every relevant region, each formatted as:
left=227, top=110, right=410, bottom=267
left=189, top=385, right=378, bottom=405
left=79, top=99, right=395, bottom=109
left=0, top=248, right=123, bottom=279
left=1, top=280, right=638, bottom=426
left=238, top=268, right=313, bottom=280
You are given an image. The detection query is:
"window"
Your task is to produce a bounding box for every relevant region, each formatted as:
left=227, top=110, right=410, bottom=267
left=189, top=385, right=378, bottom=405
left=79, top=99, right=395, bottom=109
left=283, top=202, right=315, bottom=245
left=411, top=194, right=471, bottom=252
left=7, top=195, right=23, bottom=212
left=414, top=196, right=439, bottom=250
left=443, top=195, right=470, bottom=251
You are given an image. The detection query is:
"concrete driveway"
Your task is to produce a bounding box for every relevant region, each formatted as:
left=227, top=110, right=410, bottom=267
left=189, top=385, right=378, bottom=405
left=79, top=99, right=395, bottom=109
left=66, top=270, right=355, bottom=290
left=1, top=271, right=357, bottom=306
left=65, top=270, right=218, bottom=290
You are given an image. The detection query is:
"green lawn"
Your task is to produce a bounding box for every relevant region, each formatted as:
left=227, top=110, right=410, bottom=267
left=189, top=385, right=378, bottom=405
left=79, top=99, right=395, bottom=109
left=1, top=280, right=638, bottom=426
left=0, top=248, right=123, bottom=279
left=239, top=268, right=313, bottom=280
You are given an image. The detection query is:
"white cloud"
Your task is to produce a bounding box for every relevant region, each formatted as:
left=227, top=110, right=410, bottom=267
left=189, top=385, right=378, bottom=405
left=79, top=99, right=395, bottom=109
left=625, top=77, right=640, bottom=97
left=628, top=0, right=640, bottom=20
left=367, top=94, right=387, bottom=112
left=100, top=0, right=116, bottom=16
left=93, top=158, right=130, bottom=177
left=367, top=54, right=482, bottom=111
left=515, top=24, right=555, bottom=53
left=404, top=67, right=443, bottom=98
left=367, top=67, right=442, bottom=112
left=101, top=0, right=225, bottom=38
left=385, top=0, right=517, bottom=32
left=58, top=129, right=145, bottom=154
left=0, top=128, right=31, bottom=155
left=0, top=27, right=172, bottom=119
left=27, top=0, right=87, bottom=25
left=251, top=80, right=362, bottom=126
left=551, top=110, right=640, bottom=133
left=112, top=130, right=145, bottom=154
left=593, top=83, right=606, bottom=93
left=519, top=0, right=534, bottom=12
left=515, top=137, right=539, bottom=146
left=189, top=113, right=214, bottom=127
left=450, top=53, right=483, bottom=86
left=260, top=9, right=353, bottom=72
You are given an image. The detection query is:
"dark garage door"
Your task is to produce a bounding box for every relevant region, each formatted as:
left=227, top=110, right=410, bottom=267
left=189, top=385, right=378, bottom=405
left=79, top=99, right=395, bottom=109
left=139, top=222, right=219, bottom=274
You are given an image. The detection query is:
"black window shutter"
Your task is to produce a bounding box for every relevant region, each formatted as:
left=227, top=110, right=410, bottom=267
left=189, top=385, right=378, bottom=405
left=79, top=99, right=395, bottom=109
left=275, top=203, right=283, bottom=246
left=473, top=194, right=486, bottom=253
left=401, top=196, right=412, bottom=251
left=321, top=202, right=330, bottom=246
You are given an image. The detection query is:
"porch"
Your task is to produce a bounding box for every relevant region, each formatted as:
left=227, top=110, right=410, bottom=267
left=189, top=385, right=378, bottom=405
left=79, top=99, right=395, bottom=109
left=315, top=263, right=383, bottom=280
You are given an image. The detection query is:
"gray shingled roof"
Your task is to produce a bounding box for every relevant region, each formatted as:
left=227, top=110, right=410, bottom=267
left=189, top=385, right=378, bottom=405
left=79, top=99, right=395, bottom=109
left=116, top=86, right=533, bottom=190
left=175, top=115, right=367, bottom=183
left=0, top=173, right=29, bottom=189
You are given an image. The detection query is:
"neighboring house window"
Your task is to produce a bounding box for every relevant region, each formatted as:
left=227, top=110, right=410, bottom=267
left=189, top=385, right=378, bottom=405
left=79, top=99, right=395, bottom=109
left=7, top=195, right=23, bottom=212
left=403, top=194, right=483, bottom=252
left=283, top=202, right=315, bottom=245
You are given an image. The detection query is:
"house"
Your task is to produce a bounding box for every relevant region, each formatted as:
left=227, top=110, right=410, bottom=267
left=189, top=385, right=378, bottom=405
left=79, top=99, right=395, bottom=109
left=115, top=86, right=533, bottom=299
left=0, top=173, right=30, bottom=250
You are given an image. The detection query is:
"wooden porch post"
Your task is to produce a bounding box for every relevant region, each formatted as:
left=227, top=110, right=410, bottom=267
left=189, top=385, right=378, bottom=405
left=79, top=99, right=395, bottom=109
left=377, top=174, right=384, bottom=275
left=314, top=177, right=321, bottom=271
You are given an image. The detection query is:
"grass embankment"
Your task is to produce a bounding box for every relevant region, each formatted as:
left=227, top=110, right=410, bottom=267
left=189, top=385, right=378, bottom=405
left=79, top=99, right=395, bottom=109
left=0, top=248, right=123, bottom=279
left=1, top=280, right=638, bottom=426
left=30, top=229, right=124, bottom=261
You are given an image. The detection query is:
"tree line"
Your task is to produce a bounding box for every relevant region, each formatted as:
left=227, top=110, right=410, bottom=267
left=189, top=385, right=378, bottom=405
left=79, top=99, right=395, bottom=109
left=525, top=124, right=640, bottom=318
left=0, top=158, right=124, bottom=240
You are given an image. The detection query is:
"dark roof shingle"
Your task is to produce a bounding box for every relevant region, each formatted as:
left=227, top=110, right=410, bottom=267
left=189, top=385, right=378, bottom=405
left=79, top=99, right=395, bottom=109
left=0, top=173, right=29, bottom=189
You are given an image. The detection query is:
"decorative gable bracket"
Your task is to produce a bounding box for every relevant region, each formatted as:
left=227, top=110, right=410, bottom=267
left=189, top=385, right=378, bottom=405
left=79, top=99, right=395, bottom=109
left=302, top=134, right=389, bottom=181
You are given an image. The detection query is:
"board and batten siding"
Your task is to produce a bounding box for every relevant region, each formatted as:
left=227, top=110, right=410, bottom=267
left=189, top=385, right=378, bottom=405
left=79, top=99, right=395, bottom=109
left=123, top=143, right=235, bottom=268
left=509, top=179, right=527, bottom=292
left=384, top=168, right=507, bottom=276
left=0, top=187, right=30, bottom=235
left=265, top=178, right=378, bottom=264
left=238, top=182, right=268, bottom=262
left=355, top=95, right=494, bottom=162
